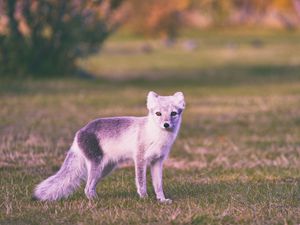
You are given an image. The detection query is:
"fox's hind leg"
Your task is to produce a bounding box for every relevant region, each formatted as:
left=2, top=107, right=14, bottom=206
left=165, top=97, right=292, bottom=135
left=77, top=131, right=105, bottom=199
left=84, top=161, right=102, bottom=199
left=84, top=159, right=117, bottom=199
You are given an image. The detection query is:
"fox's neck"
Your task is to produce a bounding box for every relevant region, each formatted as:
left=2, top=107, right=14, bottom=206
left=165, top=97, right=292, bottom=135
left=141, top=115, right=181, bottom=158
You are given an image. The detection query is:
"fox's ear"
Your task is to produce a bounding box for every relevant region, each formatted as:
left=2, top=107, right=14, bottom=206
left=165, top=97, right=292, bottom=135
left=173, top=92, right=185, bottom=109
left=147, top=91, right=159, bottom=110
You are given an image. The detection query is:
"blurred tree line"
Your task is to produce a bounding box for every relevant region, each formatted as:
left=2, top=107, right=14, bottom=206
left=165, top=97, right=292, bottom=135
left=127, top=0, right=300, bottom=38
left=0, top=0, right=299, bottom=76
left=0, top=0, right=126, bottom=75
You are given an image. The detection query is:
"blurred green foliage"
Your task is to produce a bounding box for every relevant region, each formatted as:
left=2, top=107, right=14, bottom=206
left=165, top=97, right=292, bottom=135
left=0, top=0, right=124, bottom=76
left=0, top=0, right=300, bottom=76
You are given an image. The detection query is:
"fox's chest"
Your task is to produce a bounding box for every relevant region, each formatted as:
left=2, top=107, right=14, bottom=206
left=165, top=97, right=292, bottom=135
left=144, top=132, right=176, bottom=160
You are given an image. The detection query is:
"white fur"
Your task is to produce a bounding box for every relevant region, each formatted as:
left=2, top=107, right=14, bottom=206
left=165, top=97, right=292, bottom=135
left=147, top=91, right=159, bottom=110
left=34, top=91, right=185, bottom=202
left=33, top=142, right=86, bottom=201
left=99, top=119, right=140, bottom=162
left=173, top=92, right=185, bottom=109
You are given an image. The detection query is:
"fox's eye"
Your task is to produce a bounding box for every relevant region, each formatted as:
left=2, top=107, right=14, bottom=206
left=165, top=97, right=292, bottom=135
left=171, top=111, right=177, bottom=116
left=155, top=112, right=162, bottom=116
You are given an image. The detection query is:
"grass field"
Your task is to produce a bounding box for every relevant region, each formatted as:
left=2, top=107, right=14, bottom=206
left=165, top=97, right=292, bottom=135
left=1, top=29, right=300, bottom=224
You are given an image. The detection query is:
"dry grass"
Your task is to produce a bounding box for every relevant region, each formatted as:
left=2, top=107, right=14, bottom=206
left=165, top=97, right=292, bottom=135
left=1, top=30, right=300, bottom=224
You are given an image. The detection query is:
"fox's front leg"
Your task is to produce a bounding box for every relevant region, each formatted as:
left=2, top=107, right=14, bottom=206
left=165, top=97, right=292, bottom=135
left=135, top=159, right=148, bottom=198
left=151, top=158, right=172, bottom=204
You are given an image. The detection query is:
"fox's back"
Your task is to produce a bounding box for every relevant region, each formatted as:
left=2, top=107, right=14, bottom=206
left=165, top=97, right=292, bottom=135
left=77, top=116, right=146, bottom=161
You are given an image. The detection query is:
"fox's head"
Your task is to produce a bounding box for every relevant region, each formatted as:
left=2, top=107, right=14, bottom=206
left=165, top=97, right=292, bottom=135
left=147, top=91, right=185, bottom=131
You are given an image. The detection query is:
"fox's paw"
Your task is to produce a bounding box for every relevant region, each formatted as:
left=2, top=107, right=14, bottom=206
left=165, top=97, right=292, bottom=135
left=158, top=198, right=172, bottom=204
left=85, top=189, right=98, bottom=200
left=137, top=188, right=148, bottom=199
left=138, top=193, right=148, bottom=199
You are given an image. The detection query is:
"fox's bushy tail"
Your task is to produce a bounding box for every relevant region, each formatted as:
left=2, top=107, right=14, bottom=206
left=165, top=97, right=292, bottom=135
left=33, top=151, right=85, bottom=201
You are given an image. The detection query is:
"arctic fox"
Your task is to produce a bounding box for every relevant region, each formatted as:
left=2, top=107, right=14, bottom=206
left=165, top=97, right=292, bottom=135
left=33, top=91, right=185, bottom=203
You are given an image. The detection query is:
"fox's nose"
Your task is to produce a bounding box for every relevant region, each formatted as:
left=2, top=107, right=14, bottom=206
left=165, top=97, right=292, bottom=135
left=163, top=123, right=170, bottom=128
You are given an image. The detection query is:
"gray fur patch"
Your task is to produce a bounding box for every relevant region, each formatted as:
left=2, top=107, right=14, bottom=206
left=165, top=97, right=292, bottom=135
left=101, top=161, right=116, bottom=178
left=77, top=131, right=103, bottom=163
left=78, top=117, right=134, bottom=162
left=136, top=160, right=146, bottom=189
left=82, top=117, right=133, bottom=139
left=150, top=155, right=164, bottom=165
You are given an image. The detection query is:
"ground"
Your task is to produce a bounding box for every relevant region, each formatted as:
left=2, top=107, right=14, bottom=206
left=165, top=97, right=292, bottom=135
left=1, top=29, right=300, bottom=224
